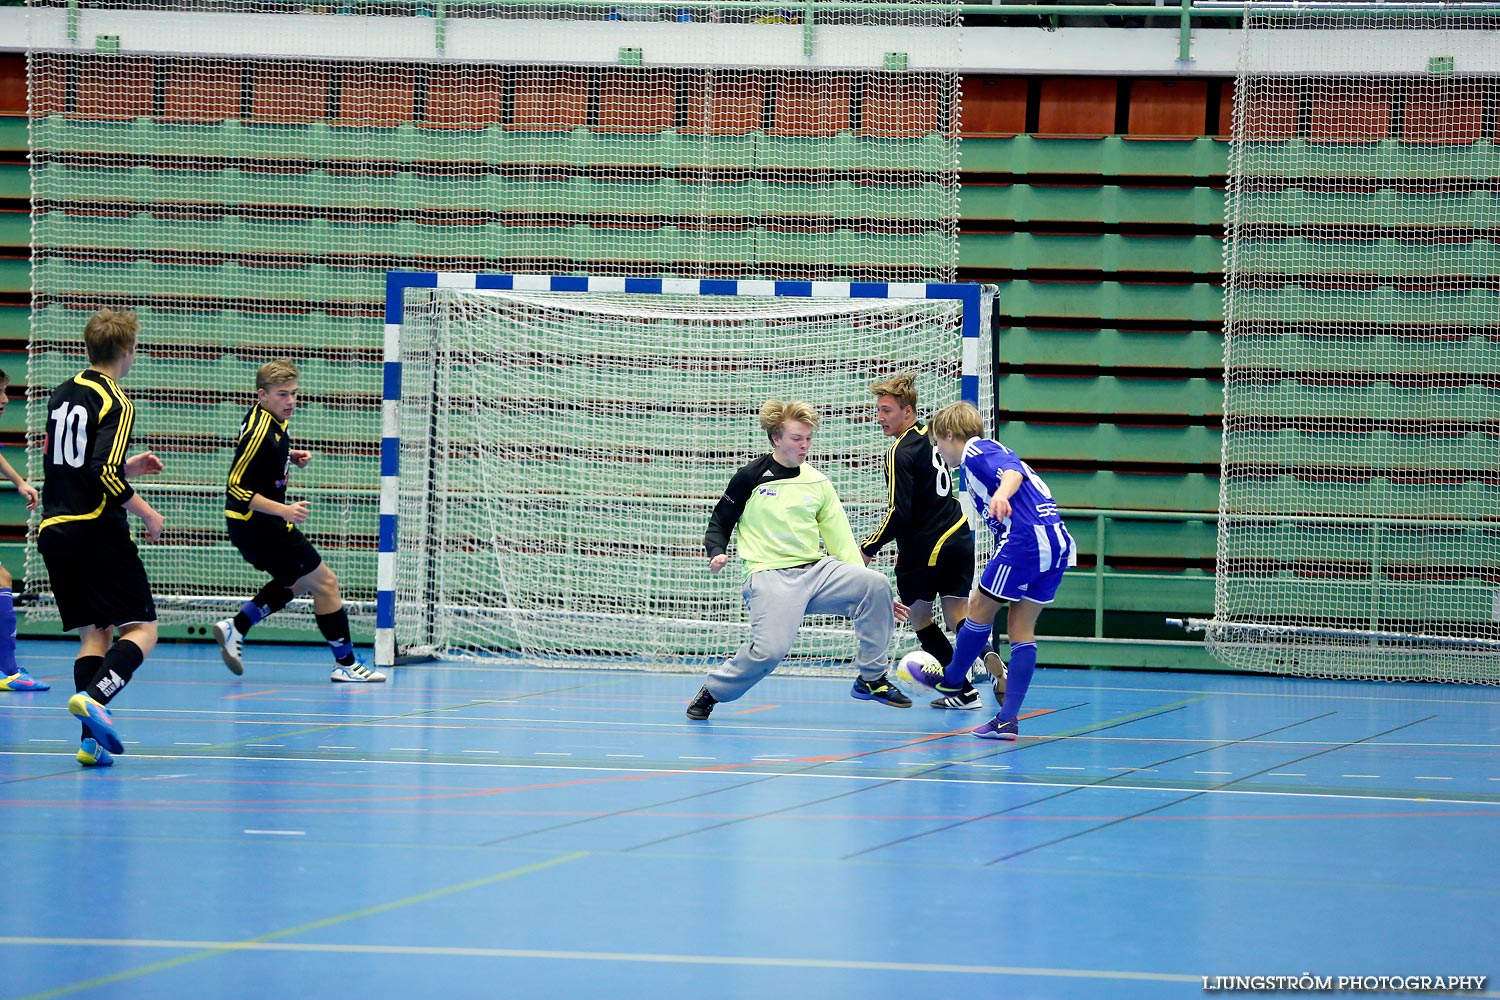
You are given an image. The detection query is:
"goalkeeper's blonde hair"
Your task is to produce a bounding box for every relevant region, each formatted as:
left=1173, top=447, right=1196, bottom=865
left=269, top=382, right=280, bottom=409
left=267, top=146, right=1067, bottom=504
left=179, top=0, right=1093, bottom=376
left=759, top=399, right=820, bottom=441
left=869, top=372, right=918, bottom=411
left=930, top=401, right=985, bottom=442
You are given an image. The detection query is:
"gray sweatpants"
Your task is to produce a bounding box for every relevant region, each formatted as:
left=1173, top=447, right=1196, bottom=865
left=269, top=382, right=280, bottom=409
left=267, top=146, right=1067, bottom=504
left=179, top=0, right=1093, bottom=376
left=705, top=557, right=895, bottom=702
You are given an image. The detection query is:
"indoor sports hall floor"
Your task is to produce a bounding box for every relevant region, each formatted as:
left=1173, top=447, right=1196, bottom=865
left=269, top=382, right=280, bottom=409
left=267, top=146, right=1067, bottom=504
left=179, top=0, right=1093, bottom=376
left=2, top=639, right=1497, bottom=1000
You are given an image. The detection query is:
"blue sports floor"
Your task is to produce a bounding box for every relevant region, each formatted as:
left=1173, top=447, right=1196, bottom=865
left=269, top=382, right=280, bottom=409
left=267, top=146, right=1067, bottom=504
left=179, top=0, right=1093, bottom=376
left=2, top=639, right=1497, bottom=1000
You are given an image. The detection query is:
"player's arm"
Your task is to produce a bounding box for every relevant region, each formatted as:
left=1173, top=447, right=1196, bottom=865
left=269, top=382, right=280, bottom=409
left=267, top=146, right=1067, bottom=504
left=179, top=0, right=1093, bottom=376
left=249, top=493, right=311, bottom=524
left=0, top=452, right=38, bottom=510
left=289, top=449, right=312, bottom=468
left=122, top=491, right=163, bottom=541
left=815, top=482, right=864, bottom=566
left=704, top=464, right=758, bottom=572
left=860, top=440, right=912, bottom=561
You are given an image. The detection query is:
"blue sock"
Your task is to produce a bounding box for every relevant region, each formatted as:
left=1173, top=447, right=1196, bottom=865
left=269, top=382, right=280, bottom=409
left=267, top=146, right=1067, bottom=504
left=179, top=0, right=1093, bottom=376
left=943, top=618, right=992, bottom=689
left=0, top=588, right=17, bottom=675
left=999, top=641, right=1037, bottom=721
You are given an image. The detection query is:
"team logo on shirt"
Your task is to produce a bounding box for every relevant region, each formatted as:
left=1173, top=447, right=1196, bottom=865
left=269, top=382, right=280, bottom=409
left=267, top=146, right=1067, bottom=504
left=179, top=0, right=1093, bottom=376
left=755, top=486, right=778, bottom=498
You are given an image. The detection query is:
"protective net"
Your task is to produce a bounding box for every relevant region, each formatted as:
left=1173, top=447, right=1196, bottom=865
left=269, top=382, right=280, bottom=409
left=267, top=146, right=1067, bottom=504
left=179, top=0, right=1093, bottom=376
left=1213, top=5, right=1500, bottom=683
left=21, top=1, right=961, bottom=628
left=393, top=285, right=976, bottom=668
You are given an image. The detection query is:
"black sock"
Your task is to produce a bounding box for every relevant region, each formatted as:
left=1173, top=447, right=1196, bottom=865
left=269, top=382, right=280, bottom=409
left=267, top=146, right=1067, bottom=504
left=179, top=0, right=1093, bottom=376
left=74, top=655, right=105, bottom=739
left=315, top=608, right=356, bottom=666
left=915, top=622, right=954, bottom=667
left=86, top=640, right=144, bottom=705
left=234, top=582, right=295, bottom=635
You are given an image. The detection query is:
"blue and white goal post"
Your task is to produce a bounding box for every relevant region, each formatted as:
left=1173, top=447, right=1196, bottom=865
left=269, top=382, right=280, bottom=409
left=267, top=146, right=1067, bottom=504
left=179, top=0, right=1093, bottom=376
left=375, top=272, right=993, bottom=670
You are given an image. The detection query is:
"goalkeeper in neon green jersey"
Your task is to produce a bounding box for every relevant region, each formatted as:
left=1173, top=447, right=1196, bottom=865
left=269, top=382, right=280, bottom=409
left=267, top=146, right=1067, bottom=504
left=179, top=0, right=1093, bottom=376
left=686, top=399, right=911, bottom=720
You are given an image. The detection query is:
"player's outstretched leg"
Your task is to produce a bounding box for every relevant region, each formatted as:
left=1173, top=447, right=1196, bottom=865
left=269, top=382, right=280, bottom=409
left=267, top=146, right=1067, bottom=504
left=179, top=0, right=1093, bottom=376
left=973, top=599, right=1044, bottom=741
left=801, top=560, right=908, bottom=708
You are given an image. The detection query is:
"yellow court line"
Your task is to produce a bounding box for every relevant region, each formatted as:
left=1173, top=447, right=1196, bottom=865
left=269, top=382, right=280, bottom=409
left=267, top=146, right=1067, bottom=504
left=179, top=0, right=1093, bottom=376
left=0, top=936, right=1206, bottom=985
left=8, top=852, right=589, bottom=1000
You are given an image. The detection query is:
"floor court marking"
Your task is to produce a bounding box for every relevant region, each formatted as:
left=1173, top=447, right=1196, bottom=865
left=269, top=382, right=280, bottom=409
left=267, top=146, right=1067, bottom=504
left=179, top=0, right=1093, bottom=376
left=473, top=721, right=1002, bottom=847
left=985, top=714, right=1441, bottom=865
left=0, top=937, right=1208, bottom=986
left=5, top=852, right=589, bottom=1000
left=843, top=710, right=1338, bottom=860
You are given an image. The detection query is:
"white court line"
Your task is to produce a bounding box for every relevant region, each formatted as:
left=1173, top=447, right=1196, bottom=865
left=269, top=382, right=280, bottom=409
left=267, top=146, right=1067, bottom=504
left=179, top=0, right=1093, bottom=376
left=389, top=748, right=429, bottom=752
left=317, top=746, right=356, bottom=750
left=1194, top=771, right=1232, bottom=776
left=245, top=744, right=283, bottom=748
left=534, top=751, right=571, bottom=756
left=173, top=742, right=213, bottom=747
left=28, top=739, right=68, bottom=744
left=7, top=699, right=1497, bottom=749
left=607, top=754, right=645, bottom=759
left=1046, top=766, right=1086, bottom=771
left=0, top=935, right=1204, bottom=984
left=462, top=750, right=500, bottom=755
left=678, top=756, right=715, bottom=761
left=1414, top=776, right=1453, bottom=781
left=1343, top=774, right=1381, bottom=779
left=1268, top=772, right=1305, bottom=777
left=243, top=830, right=305, bottom=836
left=7, top=750, right=1494, bottom=806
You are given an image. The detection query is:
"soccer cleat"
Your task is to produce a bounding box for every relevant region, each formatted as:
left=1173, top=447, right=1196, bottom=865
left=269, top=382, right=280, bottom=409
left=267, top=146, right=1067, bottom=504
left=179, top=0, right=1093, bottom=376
left=68, top=692, right=124, bottom=755
left=330, top=660, right=386, bottom=683
left=972, top=714, right=1019, bottom=741
left=0, top=668, right=49, bottom=692
left=77, top=737, right=114, bottom=768
left=851, top=672, right=912, bottom=708
left=901, top=655, right=947, bottom=691
left=928, top=681, right=982, bottom=710
left=213, top=619, right=245, bottom=676
left=685, top=685, right=717, bottom=720
left=983, top=650, right=1007, bottom=699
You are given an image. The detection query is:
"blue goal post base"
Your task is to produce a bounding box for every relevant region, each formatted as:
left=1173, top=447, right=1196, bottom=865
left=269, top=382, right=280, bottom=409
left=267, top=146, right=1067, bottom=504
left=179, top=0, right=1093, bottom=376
left=376, top=271, right=991, bottom=667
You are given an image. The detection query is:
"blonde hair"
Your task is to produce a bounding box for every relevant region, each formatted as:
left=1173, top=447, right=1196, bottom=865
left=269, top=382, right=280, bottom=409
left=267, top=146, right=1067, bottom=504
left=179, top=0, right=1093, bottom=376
left=869, top=372, right=918, bottom=411
left=930, top=401, right=985, bottom=442
left=83, top=309, right=140, bottom=365
left=256, top=358, right=300, bottom=391
left=759, top=399, right=820, bottom=442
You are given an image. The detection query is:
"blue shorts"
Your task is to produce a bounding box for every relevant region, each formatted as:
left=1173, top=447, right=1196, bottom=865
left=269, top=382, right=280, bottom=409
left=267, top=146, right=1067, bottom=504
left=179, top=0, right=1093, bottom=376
left=977, top=550, right=1069, bottom=605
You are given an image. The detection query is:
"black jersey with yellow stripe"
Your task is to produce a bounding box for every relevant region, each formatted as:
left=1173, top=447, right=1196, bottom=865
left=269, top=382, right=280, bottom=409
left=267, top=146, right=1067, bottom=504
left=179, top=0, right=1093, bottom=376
left=225, top=404, right=291, bottom=529
left=860, top=421, right=969, bottom=568
left=39, top=370, right=136, bottom=532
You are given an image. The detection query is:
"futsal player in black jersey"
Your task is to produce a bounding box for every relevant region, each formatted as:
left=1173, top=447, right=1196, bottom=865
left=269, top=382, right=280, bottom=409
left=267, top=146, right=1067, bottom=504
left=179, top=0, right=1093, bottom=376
left=38, top=309, right=166, bottom=766
left=861, top=374, right=1000, bottom=710
left=212, top=359, right=384, bottom=682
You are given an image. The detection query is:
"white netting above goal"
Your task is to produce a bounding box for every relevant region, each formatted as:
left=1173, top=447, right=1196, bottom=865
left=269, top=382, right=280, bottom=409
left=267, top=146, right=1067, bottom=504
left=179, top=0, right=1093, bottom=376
left=393, top=285, right=982, bottom=669
left=1212, top=5, right=1500, bottom=684
left=23, top=0, right=961, bottom=634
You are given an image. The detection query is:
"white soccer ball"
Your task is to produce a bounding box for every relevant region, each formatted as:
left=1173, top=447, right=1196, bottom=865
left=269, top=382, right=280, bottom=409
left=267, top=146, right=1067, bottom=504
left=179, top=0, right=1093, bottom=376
left=895, top=649, right=943, bottom=690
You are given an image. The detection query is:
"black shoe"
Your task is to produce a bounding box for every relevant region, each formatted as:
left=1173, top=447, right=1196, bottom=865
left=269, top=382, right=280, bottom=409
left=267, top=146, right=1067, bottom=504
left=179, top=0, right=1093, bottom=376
left=686, top=685, right=717, bottom=720
left=851, top=672, right=912, bottom=708
left=928, top=681, right=982, bottom=710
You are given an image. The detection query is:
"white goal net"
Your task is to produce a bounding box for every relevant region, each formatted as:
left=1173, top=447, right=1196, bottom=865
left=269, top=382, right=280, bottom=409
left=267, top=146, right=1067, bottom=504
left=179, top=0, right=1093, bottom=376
left=389, top=280, right=987, bottom=670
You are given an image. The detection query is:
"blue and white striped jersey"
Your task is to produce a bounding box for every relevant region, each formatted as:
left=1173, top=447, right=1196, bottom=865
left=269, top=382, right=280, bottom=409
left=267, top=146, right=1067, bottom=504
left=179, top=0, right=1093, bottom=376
left=960, top=436, right=1075, bottom=570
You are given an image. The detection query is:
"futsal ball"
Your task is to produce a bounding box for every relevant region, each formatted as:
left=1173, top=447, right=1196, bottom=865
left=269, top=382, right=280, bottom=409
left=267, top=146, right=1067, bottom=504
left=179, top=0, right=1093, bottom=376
left=895, top=649, right=943, bottom=690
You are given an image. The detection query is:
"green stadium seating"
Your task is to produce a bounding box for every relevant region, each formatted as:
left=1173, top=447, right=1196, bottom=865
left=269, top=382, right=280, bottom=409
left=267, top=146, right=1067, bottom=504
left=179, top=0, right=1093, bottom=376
left=962, top=233, right=1222, bottom=273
